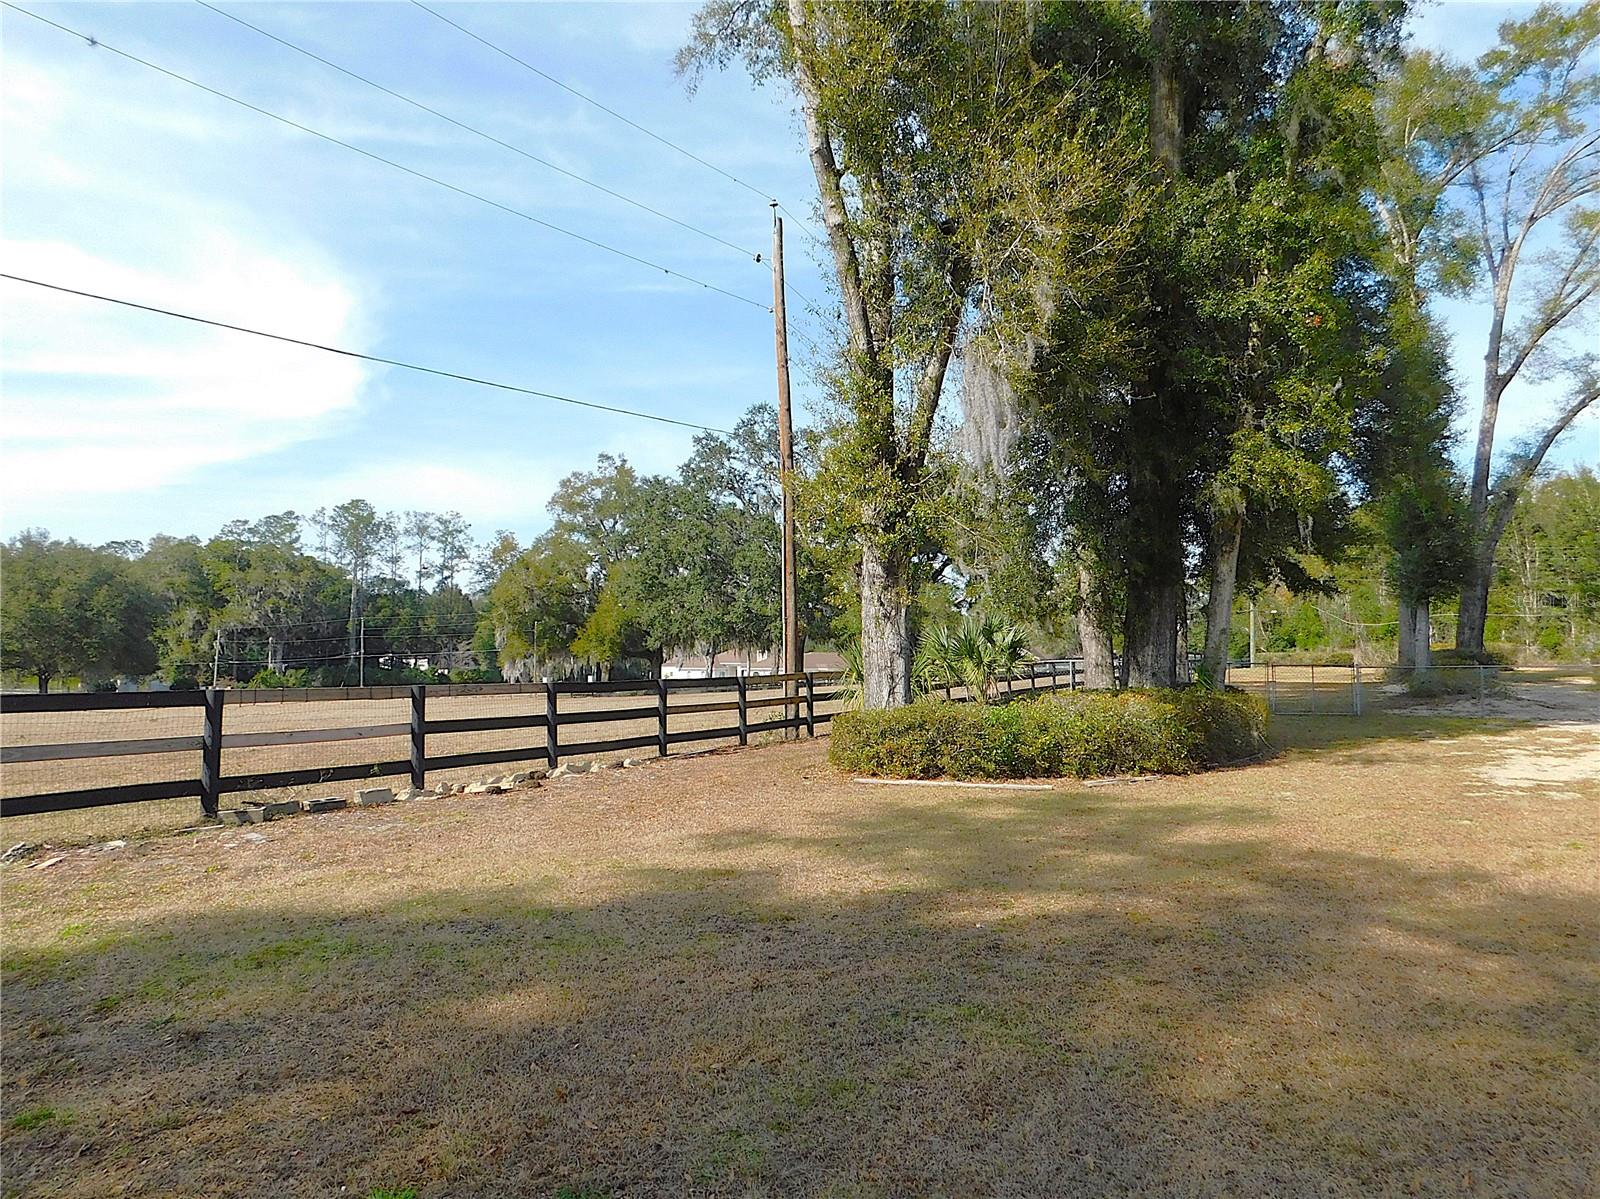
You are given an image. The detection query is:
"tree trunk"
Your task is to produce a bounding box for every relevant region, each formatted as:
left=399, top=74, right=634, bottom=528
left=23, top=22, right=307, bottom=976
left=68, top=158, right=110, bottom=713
left=860, top=535, right=911, bottom=709
left=347, top=579, right=360, bottom=663
left=1126, top=580, right=1181, bottom=689
left=1076, top=560, right=1115, bottom=689
left=267, top=631, right=286, bottom=674
left=1201, top=516, right=1243, bottom=688
left=36, top=672, right=51, bottom=694
left=1456, top=554, right=1492, bottom=656
left=1399, top=597, right=1432, bottom=669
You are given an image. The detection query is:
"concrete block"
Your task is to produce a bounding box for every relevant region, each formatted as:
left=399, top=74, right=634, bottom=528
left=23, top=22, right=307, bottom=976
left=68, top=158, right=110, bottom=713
left=218, top=809, right=250, bottom=826
left=353, top=787, right=395, bottom=807
left=301, top=796, right=347, bottom=814
left=464, top=781, right=505, bottom=795
left=241, top=801, right=298, bottom=823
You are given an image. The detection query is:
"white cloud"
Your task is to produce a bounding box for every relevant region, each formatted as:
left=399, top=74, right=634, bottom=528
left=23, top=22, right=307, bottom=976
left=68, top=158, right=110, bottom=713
left=0, top=235, right=371, bottom=499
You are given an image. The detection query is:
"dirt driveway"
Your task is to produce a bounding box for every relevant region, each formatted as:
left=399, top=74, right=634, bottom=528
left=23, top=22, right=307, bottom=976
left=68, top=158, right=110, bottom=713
left=3, top=713, right=1596, bottom=1198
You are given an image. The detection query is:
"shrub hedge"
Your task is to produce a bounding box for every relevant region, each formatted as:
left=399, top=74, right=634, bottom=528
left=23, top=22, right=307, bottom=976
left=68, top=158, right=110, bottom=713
left=829, top=689, right=1269, bottom=780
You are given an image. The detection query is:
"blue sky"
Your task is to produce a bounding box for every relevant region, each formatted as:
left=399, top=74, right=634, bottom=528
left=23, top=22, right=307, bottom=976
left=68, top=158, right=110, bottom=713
left=1, top=0, right=1594, bottom=549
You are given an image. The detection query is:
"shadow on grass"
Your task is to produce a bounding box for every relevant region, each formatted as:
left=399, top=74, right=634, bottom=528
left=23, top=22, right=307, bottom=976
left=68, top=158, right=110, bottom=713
left=2, top=758, right=1596, bottom=1199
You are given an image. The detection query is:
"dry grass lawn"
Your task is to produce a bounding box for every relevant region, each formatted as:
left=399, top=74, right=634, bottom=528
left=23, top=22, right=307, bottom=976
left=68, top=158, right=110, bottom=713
left=2, top=711, right=1596, bottom=1198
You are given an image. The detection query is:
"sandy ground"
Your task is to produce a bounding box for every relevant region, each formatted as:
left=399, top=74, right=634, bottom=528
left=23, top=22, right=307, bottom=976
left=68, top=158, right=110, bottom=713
left=2, top=711, right=1596, bottom=1198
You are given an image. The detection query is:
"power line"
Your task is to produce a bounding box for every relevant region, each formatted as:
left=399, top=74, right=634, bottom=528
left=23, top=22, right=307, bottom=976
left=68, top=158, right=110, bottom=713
left=1, top=273, right=736, bottom=435
left=3, top=3, right=769, bottom=312
left=410, top=0, right=826, bottom=245
left=193, top=0, right=763, bottom=264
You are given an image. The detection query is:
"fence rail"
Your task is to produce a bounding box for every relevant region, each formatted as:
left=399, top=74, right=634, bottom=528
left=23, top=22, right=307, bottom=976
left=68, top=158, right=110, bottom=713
left=1, top=662, right=1087, bottom=820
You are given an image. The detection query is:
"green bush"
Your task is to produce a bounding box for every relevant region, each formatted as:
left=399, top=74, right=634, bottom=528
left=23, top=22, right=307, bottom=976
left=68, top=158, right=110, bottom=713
left=1258, top=649, right=1354, bottom=666
left=830, top=689, right=1268, bottom=780
left=1429, top=646, right=1512, bottom=668
left=245, top=668, right=313, bottom=689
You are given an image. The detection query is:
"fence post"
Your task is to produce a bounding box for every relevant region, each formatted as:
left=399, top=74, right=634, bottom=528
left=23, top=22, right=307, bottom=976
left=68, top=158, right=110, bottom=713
left=546, top=680, right=560, bottom=769
left=805, top=672, right=816, bottom=737
left=198, top=688, right=224, bottom=818
left=1479, top=663, right=1486, bottom=713
left=736, top=676, right=748, bottom=747
left=409, top=684, right=426, bottom=790
left=1352, top=662, right=1362, bottom=716
left=1310, top=664, right=1316, bottom=714
left=1050, top=662, right=1058, bottom=692
left=656, top=677, right=669, bottom=758
left=1267, top=664, right=1276, bottom=714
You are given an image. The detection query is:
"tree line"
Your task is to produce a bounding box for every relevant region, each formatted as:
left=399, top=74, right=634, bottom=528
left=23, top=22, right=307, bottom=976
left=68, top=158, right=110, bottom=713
left=0, top=407, right=829, bottom=690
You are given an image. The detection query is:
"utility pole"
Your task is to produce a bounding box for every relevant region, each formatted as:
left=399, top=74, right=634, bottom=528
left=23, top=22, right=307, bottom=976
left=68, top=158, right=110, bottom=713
left=771, top=203, right=800, bottom=705
left=359, top=616, right=366, bottom=686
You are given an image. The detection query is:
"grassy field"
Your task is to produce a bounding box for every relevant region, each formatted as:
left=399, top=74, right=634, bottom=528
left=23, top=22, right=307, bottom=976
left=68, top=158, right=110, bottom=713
left=2, top=705, right=1595, bottom=1198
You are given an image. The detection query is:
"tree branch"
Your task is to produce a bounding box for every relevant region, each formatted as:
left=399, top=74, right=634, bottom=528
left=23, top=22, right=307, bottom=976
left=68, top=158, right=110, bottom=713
left=786, top=0, right=876, bottom=370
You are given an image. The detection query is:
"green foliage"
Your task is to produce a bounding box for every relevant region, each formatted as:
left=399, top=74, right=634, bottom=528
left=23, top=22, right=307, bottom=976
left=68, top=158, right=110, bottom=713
left=830, top=689, right=1268, bottom=781
left=1, top=531, right=160, bottom=690
left=913, top=612, right=1028, bottom=702
left=245, top=668, right=313, bottom=689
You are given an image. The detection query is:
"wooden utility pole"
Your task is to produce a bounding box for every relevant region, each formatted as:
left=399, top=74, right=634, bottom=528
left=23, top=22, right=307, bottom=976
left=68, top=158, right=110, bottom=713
left=771, top=203, right=800, bottom=696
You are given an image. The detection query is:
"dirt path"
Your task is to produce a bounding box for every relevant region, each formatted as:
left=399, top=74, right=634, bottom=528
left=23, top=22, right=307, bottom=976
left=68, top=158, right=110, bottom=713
left=3, top=716, right=1596, bottom=1198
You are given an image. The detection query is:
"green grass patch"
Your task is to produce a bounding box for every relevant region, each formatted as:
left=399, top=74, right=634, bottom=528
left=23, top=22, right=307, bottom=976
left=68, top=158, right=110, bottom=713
left=830, top=689, right=1268, bottom=780
left=9, top=1106, right=66, bottom=1131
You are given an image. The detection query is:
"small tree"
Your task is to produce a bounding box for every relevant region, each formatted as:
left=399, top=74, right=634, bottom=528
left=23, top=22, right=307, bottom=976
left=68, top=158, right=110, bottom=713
left=914, top=613, right=1028, bottom=703
left=312, top=500, right=397, bottom=666
left=1, top=531, right=160, bottom=691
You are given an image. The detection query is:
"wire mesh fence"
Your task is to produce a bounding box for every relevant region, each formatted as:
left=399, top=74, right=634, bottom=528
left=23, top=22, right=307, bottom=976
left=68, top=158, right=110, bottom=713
left=1228, top=662, right=1596, bottom=717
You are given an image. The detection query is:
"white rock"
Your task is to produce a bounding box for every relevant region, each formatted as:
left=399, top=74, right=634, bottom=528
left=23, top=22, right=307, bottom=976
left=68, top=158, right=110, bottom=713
left=2, top=842, right=37, bottom=864
left=464, top=781, right=505, bottom=795
left=30, top=855, right=64, bottom=870
left=353, top=787, right=396, bottom=807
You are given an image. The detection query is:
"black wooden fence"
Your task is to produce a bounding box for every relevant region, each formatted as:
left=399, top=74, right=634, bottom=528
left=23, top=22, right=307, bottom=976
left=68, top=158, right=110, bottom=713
left=1, top=660, right=1090, bottom=820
